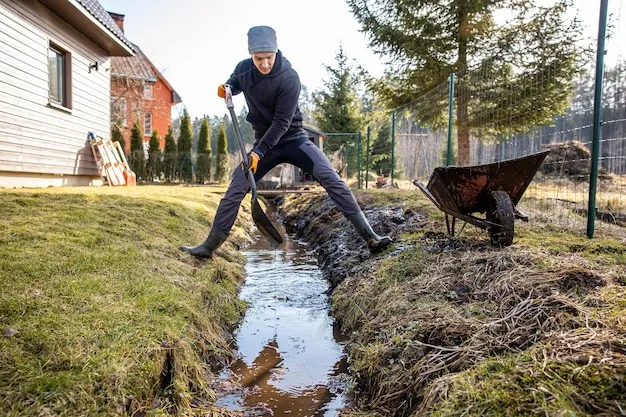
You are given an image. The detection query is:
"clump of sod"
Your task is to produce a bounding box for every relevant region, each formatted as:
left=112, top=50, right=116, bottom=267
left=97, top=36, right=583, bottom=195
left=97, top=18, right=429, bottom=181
left=0, top=186, right=251, bottom=416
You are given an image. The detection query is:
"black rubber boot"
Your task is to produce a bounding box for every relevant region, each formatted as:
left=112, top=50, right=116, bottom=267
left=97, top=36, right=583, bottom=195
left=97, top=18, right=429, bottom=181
left=347, top=211, right=392, bottom=254
left=179, top=228, right=229, bottom=259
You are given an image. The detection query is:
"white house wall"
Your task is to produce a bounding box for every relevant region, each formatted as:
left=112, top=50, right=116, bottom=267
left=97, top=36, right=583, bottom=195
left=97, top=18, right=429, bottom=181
left=0, top=0, right=112, bottom=187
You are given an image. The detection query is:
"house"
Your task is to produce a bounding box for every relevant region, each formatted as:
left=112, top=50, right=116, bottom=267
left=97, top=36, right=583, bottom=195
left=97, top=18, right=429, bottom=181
left=0, top=0, right=134, bottom=187
left=108, top=12, right=182, bottom=152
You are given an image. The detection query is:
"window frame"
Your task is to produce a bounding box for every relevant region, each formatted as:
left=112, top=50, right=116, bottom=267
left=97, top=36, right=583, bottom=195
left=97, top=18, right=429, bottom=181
left=144, top=112, right=152, bottom=136
left=143, top=83, right=153, bottom=99
left=47, top=41, right=72, bottom=110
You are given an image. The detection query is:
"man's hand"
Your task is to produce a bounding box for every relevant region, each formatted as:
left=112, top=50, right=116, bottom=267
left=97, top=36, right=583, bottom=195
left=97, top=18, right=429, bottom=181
left=246, top=151, right=260, bottom=174
left=217, top=84, right=226, bottom=98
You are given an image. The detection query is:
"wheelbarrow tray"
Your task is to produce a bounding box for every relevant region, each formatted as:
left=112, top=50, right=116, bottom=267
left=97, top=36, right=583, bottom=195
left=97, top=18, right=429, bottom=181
left=415, top=150, right=549, bottom=241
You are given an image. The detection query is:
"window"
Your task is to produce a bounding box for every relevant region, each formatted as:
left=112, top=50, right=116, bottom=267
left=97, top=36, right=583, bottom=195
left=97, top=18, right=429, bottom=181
left=110, top=97, right=127, bottom=126
left=48, top=42, right=72, bottom=109
left=144, top=112, right=152, bottom=136
left=143, top=83, right=153, bottom=99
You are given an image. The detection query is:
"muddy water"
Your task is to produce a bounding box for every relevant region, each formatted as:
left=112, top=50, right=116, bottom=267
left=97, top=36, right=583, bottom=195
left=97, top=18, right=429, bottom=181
left=216, top=218, right=350, bottom=416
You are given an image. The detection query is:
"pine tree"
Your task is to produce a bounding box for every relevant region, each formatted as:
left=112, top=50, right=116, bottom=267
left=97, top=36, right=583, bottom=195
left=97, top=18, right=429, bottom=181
left=312, top=46, right=365, bottom=177
left=348, top=0, right=586, bottom=165
left=313, top=45, right=364, bottom=154
left=111, top=122, right=125, bottom=155
left=215, top=124, right=230, bottom=183
left=196, top=118, right=212, bottom=184
left=147, top=129, right=161, bottom=181
left=129, top=121, right=145, bottom=180
left=178, top=108, right=193, bottom=182
left=370, top=120, right=393, bottom=176
left=163, top=125, right=177, bottom=182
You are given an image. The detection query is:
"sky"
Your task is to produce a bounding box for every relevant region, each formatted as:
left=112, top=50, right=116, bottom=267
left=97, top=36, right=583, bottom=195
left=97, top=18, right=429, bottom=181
left=98, top=0, right=625, bottom=121
left=98, top=0, right=385, bottom=119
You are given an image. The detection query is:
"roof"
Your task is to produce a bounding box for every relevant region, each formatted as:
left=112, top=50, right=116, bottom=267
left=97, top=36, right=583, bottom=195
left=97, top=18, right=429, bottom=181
left=75, top=0, right=134, bottom=51
left=111, top=43, right=182, bottom=104
left=37, top=0, right=133, bottom=56
left=111, top=43, right=156, bottom=82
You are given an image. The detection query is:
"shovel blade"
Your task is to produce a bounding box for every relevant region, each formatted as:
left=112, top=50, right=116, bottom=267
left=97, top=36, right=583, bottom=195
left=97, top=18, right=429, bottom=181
left=251, top=198, right=283, bottom=247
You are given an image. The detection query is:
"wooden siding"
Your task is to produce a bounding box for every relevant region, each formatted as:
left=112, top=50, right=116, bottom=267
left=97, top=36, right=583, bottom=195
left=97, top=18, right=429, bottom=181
left=0, top=0, right=113, bottom=185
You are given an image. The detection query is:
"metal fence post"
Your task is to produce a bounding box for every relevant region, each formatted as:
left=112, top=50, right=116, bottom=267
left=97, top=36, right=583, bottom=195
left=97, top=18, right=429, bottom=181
left=587, top=0, right=609, bottom=239
left=357, top=132, right=362, bottom=189
left=447, top=73, right=455, bottom=165
left=391, top=111, right=396, bottom=185
left=366, top=126, right=371, bottom=189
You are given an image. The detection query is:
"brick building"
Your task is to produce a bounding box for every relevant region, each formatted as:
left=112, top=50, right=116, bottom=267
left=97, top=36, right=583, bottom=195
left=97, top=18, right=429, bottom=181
left=108, top=12, right=181, bottom=151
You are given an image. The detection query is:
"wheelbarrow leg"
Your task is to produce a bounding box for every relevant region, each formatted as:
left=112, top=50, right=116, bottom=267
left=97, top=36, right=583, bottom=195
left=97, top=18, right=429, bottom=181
left=445, top=214, right=458, bottom=236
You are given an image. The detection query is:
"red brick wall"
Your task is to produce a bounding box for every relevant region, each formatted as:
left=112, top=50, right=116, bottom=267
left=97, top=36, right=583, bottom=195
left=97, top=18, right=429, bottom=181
left=147, top=78, right=173, bottom=149
left=111, top=77, right=174, bottom=153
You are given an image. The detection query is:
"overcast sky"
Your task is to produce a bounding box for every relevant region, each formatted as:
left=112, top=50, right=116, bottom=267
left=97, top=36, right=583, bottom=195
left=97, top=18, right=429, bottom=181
left=98, top=0, right=625, bottom=121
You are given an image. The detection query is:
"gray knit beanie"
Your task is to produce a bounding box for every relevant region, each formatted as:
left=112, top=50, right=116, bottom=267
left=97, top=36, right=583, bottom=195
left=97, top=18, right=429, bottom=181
left=247, top=26, right=278, bottom=54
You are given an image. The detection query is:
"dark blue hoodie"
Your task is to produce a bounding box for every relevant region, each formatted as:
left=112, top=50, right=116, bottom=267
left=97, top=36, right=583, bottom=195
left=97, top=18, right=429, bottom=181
left=226, top=50, right=304, bottom=157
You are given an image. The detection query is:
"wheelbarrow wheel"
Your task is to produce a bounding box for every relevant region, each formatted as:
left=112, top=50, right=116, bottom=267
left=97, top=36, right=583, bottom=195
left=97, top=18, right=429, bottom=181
left=486, top=191, right=514, bottom=247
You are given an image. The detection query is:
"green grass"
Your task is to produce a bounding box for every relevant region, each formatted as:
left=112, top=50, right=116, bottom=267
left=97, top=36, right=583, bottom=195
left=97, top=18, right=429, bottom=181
left=0, top=186, right=250, bottom=416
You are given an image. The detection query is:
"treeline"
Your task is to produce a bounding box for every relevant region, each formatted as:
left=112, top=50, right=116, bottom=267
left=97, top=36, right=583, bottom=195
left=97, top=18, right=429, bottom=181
left=111, top=109, right=232, bottom=184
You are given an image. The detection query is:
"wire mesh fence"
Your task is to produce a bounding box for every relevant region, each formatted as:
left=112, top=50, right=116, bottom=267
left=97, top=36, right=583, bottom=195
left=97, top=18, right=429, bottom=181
left=358, top=1, right=625, bottom=239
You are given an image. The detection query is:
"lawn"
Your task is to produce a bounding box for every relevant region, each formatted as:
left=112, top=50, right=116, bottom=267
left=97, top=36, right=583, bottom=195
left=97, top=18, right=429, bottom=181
left=0, top=185, right=249, bottom=416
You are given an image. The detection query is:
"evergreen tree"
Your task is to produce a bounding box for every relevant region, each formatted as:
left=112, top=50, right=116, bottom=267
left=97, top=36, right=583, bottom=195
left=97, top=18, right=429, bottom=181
left=312, top=45, right=364, bottom=155
left=299, top=85, right=314, bottom=125
left=129, top=121, right=145, bottom=180
left=111, top=122, right=125, bottom=155
left=147, top=129, right=161, bottom=181
left=215, top=124, right=230, bottom=183
left=348, top=0, right=586, bottom=165
left=163, top=125, right=177, bottom=182
left=196, top=118, right=212, bottom=184
left=370, top=119, right=393, bottom=176
left=238, top=107, right=254, bottom=148
left=177, top=108, right=193, bottom=182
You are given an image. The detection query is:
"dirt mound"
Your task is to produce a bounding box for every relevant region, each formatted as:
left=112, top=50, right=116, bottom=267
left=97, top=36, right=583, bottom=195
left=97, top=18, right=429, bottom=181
left=540, top=140, right=591, bottom=179
left=282, top=194, right=427, bottom=290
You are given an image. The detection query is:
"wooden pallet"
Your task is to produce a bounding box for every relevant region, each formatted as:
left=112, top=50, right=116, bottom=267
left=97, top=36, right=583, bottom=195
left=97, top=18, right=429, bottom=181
left=113, top=140, right=136, bottom=186
left=88, top=132, right=135, bottom=186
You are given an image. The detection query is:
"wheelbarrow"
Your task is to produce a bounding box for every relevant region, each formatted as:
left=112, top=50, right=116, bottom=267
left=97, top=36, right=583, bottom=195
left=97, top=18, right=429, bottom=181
left=413, top=150, right=549, bottom=246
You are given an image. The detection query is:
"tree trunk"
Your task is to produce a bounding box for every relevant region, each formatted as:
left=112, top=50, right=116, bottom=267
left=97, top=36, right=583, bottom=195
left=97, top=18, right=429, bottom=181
left=456, top=6, right=470, bottom=166
left=457, top=92, right=470, bottom=166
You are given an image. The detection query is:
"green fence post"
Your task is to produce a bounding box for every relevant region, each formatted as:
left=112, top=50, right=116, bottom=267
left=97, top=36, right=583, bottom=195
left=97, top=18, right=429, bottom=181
left=357, top=132, right=362, bottom=189
left=447, top=73, right=455, bottom=165
left=366, top=126, right=371, bottom=189
left=391, top=111, right=396, bottom=186
left=587, top=0, right=609, bottom=239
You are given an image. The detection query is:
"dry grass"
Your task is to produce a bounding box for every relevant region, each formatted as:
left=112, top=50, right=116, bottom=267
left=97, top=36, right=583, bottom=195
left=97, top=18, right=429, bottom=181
left=284, top=186, right=626, bottom=417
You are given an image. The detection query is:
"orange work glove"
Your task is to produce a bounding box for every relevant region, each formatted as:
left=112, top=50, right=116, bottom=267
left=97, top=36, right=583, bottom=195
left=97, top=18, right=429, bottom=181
left=246, top=151, right=260, bottom=175
left=217, top=84, right=226, bottom=98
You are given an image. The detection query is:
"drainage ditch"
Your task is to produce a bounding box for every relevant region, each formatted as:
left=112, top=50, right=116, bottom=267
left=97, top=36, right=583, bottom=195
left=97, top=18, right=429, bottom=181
left=215, top=210, right=350, bottom=416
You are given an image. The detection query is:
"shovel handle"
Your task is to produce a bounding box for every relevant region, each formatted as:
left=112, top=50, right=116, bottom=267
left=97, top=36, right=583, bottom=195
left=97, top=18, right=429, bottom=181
left=224, top=84, right=258, bottom=200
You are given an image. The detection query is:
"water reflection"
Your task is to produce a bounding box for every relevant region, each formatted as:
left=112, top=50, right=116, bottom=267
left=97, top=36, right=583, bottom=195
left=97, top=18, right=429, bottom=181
left=216, top=215, right=349, bottom=416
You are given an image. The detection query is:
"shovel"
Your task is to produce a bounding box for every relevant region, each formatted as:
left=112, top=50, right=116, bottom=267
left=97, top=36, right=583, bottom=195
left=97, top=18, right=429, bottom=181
left=224, top=84, right=283, bottom=247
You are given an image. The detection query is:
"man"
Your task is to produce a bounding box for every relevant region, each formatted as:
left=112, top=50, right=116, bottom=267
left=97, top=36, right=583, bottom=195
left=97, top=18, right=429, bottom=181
left=180, top=25, right=391, bottom=258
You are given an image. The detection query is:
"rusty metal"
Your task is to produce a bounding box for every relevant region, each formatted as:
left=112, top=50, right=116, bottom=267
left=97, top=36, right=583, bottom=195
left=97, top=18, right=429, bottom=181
left=414, top=150, right=549, bottom=246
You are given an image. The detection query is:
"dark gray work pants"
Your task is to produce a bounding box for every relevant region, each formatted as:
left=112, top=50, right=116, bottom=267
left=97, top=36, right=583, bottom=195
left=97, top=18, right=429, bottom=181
left=212, top=134, right=361, bottom=232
